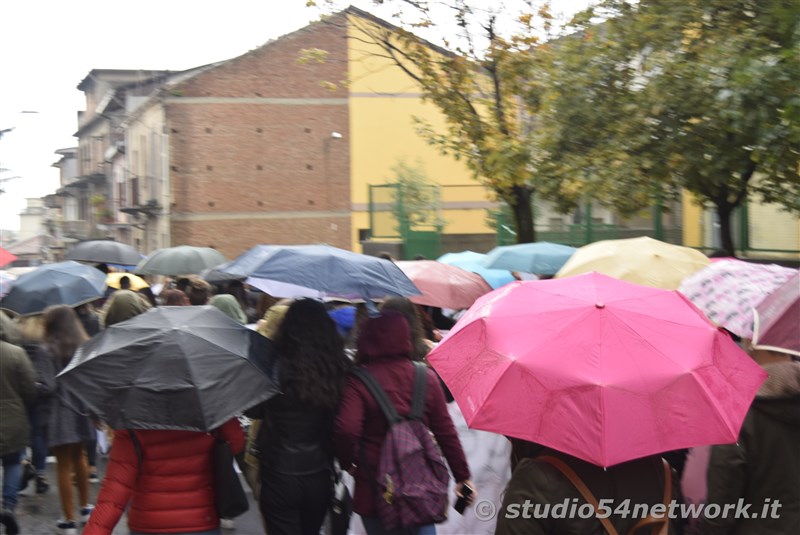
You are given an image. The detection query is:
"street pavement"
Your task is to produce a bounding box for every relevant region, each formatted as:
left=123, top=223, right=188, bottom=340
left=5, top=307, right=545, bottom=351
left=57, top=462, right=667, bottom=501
left=13, top=456, right=264, bottom=534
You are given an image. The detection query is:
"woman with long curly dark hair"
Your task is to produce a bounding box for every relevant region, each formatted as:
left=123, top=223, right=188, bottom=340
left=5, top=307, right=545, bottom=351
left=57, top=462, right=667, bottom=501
left=247, top=298, right=351, bottom=535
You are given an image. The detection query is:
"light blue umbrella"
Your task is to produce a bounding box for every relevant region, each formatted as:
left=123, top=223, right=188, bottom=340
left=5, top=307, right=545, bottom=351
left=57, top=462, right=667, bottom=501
left=454, top=263, right=516, bottom=290
left=437, top=250, right=489, bottom=267
left=481, top=242, right=577, bottom=275
left=437, top=252, right=516, bottom=289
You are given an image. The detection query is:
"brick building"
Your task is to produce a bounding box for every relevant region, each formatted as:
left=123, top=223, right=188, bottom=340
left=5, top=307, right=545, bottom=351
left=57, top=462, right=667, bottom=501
left=135, top=12, right=352, bottom=257
left=116, top=7, right=498, bottom=259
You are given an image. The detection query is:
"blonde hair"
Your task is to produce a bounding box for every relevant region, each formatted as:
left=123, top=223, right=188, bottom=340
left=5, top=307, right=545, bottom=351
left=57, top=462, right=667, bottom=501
left=18, top=315, right=46, bottom=343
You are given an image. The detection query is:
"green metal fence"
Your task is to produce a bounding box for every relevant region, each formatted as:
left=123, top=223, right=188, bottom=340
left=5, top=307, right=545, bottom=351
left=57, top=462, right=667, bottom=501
left=368, top=183, right=443, bottom=259
left=368, top=183, right=799, bottom=258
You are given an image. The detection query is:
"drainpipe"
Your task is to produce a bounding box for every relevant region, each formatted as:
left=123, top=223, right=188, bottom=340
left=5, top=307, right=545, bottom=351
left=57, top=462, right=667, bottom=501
left=162, top=104, right=171, bottom=248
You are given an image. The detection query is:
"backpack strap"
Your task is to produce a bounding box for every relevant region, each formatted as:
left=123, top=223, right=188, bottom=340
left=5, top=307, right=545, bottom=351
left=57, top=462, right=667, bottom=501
left=537, top=455, right=620, bottom=535
left=408, top=362, right=428, bottom=421
left=626, top=459, right=672, bottom=535
left=538, top=456, right=672, bottom=535
left=351, top=367, right=401, bottom=424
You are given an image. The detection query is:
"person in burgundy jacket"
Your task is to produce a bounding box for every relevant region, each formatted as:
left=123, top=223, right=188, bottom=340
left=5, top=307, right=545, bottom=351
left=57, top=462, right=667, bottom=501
left=82, top=419, right=244, bottom=535
left=334, top=310, right=474, bottom=535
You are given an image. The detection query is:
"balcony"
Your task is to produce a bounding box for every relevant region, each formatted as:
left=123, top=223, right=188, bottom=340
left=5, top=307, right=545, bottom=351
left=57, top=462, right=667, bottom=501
left=121, top=199, right=162, bottom=219
left=60, top=220, right=91, bottom=239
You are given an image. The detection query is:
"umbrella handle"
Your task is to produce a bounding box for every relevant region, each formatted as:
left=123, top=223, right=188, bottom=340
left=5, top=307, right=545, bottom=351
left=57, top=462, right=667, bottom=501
left=363, top=297, right=380, bottom=318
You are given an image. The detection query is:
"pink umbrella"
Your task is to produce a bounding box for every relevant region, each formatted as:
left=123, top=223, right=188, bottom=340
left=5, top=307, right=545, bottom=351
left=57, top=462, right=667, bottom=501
left=427, top=273, right=767, bottom=467
left=752, top=272, right=800, bottom=356
left=0, top=247, right=17, bottom=268
left=678, top=259, right=797, bottom=339
left=395, top=260, right=493, bottom=309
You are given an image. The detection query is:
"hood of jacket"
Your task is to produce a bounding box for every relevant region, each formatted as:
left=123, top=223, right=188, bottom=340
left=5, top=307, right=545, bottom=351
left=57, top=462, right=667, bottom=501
left=0, top=312, right=22, bottom=346
left=752, top=360, right=800, bottom=427
left=209, top=294, right=246, bottom=324
left=356, top=310, right=413, bottom=363
left=103, top=289, right=152, bottom=327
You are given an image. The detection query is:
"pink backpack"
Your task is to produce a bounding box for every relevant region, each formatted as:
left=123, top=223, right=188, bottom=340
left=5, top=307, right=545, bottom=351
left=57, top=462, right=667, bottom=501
left=352, top=362, right=450, bottom=530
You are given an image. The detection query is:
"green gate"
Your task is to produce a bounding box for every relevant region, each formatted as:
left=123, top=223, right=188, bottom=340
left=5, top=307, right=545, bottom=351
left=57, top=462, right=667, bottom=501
left=368, top=183, right=443, bottom=260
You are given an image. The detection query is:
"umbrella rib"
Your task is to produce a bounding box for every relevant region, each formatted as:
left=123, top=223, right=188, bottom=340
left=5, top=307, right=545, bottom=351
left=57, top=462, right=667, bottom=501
left=174, top=331, right=209, bottom=430
left=602, top=307, right=740, bottom=441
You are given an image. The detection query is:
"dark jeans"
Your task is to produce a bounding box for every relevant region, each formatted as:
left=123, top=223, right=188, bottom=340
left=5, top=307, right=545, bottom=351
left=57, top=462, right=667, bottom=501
left=259, top=469, right=331, bottom=535
left=86, top=439, right=97, bottom=468
left=361, top=516, right=435, bottom=535
left=2, top=451, right=23, bottom=510
left=29, top=409, right=48, bottom=473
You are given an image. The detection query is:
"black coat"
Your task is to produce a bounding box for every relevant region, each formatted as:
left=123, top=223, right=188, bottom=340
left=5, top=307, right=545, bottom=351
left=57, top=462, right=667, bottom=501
left=248, top=394, right=335, bottom=476
left=702, top=361, right=800, bottom=535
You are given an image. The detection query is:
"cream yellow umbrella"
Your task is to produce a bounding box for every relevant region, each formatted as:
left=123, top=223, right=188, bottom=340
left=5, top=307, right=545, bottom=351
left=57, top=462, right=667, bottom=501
left=555, top=236, right=710, bottom=289
left=106, top=272, right=150, bottom=291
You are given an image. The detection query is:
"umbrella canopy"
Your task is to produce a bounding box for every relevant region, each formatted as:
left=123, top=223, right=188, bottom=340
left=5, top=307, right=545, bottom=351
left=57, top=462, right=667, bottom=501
left=0, top=247, right=18, bottom=268
left=481, top=242, right=577, bottom=275
left=0, top=271, right=16, bottom=298
left=427, top=273, right=766, bottom=467
left=65, top=240, right=143, bottom=266
left=219, top=244, right=420, bottom=300
left=437, top=250, right=489, bottom=267
left=57, top=306, right=280, bottom=432
left=200, top=261, right=246, bottom=285
left=3, top=266, right=37, bottom=277
left=437, top=252, right=515, bottom=290
left=556, top=236, right=710, bottom=289
left=678, top=259, right=797, bottom=339
left=395, top=260, right=493, bottom=309
left=0, top=261, right=107, bottom=316
left=106, top=272, right=150, bottom=291
left=752, top=273, right=800, bottom=356
left=136, top=246, right=227, bottom=276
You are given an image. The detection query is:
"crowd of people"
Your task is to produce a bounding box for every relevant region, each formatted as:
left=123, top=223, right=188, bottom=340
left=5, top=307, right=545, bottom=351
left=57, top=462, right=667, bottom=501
left=1, top=260, right=798, bottom=535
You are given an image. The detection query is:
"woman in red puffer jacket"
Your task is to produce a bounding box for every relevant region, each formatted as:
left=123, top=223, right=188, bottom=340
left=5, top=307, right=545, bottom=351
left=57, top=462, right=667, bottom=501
left=82, top=419, right=244, bottom=535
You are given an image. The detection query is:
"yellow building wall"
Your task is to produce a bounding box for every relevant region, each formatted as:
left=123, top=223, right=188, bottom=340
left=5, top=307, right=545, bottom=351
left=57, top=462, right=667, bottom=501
left=682, top=192, right=704, bottom=248
left=682, top=188, right=800, bottom=259
left=347, top=14, right=495, bottom=251
left=748, top=200, right=800, bottom=255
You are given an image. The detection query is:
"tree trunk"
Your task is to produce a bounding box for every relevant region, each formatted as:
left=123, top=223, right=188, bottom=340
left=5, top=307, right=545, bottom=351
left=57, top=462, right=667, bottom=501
left=715, top=201, right=736, bottom=256
left=510, top=185, right=536, bottom=243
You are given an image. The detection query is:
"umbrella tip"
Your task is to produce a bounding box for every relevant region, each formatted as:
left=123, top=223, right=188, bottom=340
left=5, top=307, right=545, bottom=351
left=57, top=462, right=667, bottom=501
left=595, top=302, right=605, bottom=309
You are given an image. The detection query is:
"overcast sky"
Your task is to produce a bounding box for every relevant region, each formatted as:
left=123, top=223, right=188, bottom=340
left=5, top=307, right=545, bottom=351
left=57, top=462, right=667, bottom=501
left=0, top=0, right=589, bottom=232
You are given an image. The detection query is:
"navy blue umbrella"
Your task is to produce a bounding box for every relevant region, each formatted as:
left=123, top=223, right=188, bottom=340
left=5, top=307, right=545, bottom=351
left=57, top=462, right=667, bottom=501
left=57, top=306, right=280, bottom=432
left=220, top=244, right=421, bottom=300
left=0, top=261, right=107, bottom=316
